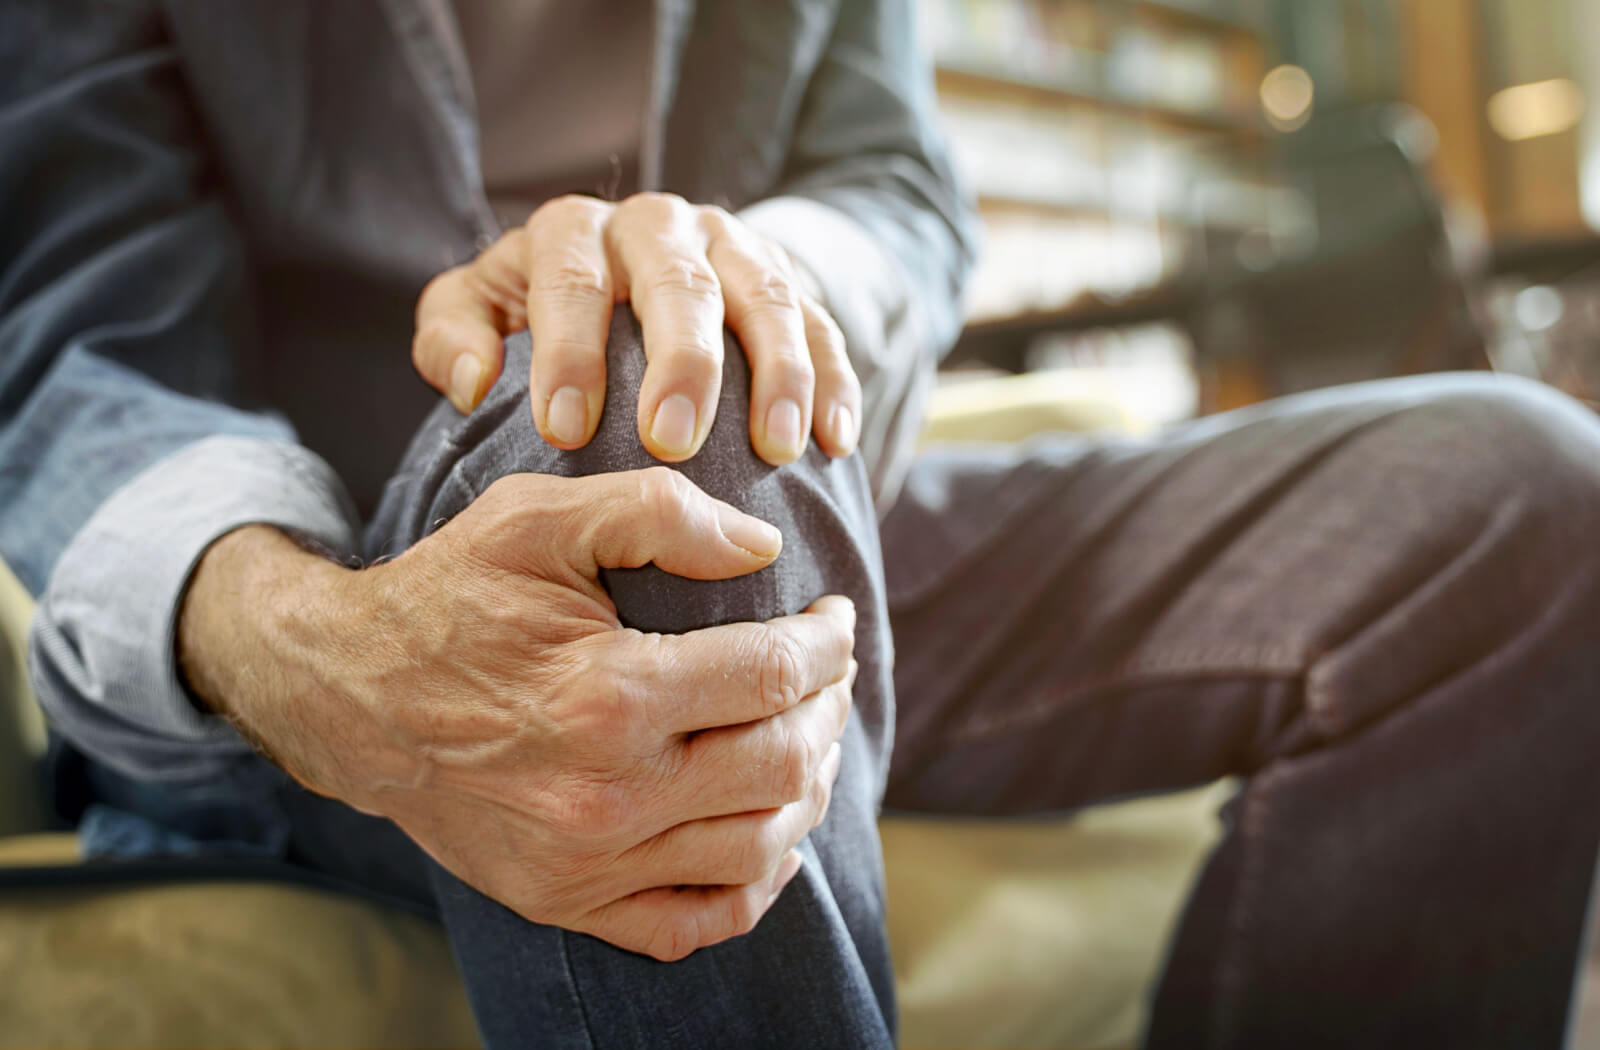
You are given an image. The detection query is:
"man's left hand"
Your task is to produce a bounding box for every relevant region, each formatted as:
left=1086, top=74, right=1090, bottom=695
left=411, top=192, right=860, bottom=467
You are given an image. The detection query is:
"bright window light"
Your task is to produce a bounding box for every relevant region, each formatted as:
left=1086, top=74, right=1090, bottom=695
left=1488, top=78, right=1586, bottom=142
left=1260, top=65, right=1314, bottom=132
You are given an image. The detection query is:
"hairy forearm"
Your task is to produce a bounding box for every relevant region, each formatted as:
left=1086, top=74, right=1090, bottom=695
left=176, top=524, right=365, bottom=795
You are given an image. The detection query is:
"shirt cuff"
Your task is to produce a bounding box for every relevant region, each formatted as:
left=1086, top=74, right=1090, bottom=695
left=740, top=195, right=926, bottom=512
left=739, top=195, right=904, bottom=377
left=29, top=436, right=359, bottom=782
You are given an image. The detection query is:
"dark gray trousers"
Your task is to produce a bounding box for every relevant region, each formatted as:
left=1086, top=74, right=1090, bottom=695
left=359, top=307, right=1600, bottom=1049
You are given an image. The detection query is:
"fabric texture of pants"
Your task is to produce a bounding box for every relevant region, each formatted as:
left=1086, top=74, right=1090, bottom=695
left=78, top=308, right=1600, bottom=1049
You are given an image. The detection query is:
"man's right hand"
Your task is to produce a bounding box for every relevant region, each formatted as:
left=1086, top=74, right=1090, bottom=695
left=176, top=468, right=855, bottom=962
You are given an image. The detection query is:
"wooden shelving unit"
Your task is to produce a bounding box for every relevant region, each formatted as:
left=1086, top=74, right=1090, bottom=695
left=934, top=60, right=1264, bottom=137
left=1137, top=0, right=1266, bottom=36
left=923, top=0, right=1275, bottom=326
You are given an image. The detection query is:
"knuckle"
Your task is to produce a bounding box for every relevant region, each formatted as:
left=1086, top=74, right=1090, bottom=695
left=756, top=816, right=792, bottom=871
left=765, top=346, right=816, bottom=390
left=831, top=680, right=854, bottom=730
left=647, top=260, right=721, bottom=301
left=812, top=340, right=856, bottom=384
left=636, top=466, right=691, bottom=529
left=548, top=777, right=631, bottom=840
left=530, top=193, right=611, bottom=229
left=740, top=270, right=798, bottom=313
left=811, top=756, right=836, bottom=810
left=775, top=726, right=815, bottom=803
left=832, top=367, right=864, bottom=403
left=415, top=268, right=458, bottom=318
left=647, top=913, right=698, bottom=962
left=409, top=324, right=439, bottom=371
left=757, top=630, right=805, bottom=715
left=806, top=305, right=847, bottom=350
left=623, top=190, right=688, bottom=216
left=827, top=615, right=855, bottom=659
left=696, top=203, right=734, bottom=235
left=729, top=885, right=764, bottom=938
left=660, top=339, right=723, bottom=375
left=582, top=658, right=644, bottom=738
left=545, top=641, right=655, bottom=746
left=532, top=258, right=611, bottom=306
left=730, top=821, right=786, bottom=884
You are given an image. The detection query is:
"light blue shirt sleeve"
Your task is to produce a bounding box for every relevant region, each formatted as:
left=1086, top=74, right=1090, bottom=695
left=28, top=436, right=359, bottom=784
left=737, top=0, right=978, bottom=513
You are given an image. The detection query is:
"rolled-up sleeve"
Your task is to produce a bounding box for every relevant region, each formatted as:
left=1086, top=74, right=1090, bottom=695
left=29, top=437, right=358, bottom=783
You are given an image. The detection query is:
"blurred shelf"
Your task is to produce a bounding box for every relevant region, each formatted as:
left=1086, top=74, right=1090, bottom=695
left=1134, top=0, right=1268, bottom=37
left=934, top=60, right=1264, bottom=139
left=978, top=193, right=1124, bottom=221
left=1489, top=233, right=1600, bottom=282
left=953, top=283, right=1200, bottom=371
left=975, top=192, right=1265, bottom=230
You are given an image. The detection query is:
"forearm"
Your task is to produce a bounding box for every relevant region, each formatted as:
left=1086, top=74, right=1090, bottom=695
left=176, top=524, right=353, bottom=791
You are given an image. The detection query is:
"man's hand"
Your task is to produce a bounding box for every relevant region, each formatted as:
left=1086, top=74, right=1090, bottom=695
left=411, top=193, right=861, bottom=466
left=178, top=468, right=855, bottom=961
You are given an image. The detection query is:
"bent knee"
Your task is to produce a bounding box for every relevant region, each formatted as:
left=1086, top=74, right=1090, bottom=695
left=410, top=305, right=774, bottom=518
left=1378, top=374, right=1600, bottom=567
left=1406, top=375, right=1599, bottom=505
left=408, top=305, right=880, bottom=632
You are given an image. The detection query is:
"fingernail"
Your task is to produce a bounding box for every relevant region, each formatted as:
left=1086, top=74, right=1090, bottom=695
left=650, top=394, right=698, bottom=456
left=449, top=355, right=483, bottom=414
left=546, top=386, right=588, bottom=445
left=765, top=398, right=803, bottom=459
left=715, top=502, right=782, bottom=558
left=828, top=405, right=858, bottom=455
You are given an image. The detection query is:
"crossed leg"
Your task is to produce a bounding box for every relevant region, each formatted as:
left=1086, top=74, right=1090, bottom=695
left=881, top=373, right=1600, bottom=1049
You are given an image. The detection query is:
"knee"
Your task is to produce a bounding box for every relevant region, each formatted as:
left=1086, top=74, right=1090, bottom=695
left=1390, top=374, right=1600, bottom=574
left=1412, top=374, right=1600, bottom=508
left=380, top=305, right=885, bottom=634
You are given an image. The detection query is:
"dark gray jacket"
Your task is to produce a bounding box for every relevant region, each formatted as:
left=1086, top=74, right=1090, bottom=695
left=0, top=0, right=975, bottom=780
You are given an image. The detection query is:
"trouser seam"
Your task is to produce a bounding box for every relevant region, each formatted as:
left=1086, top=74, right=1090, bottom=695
left=936, top=649, right=1306, bottom=745
left=1212, top=762, right=1281, bottom=1050
left=557, top=928, right=599, bottom=1050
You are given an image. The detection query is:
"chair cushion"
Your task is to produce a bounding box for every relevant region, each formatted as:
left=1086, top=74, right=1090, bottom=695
left=0, top=777, right=1223, bottom=1049
left=0, top=835, right=480, bottom=1048
left=884, top=783, right=1227, bottom=1049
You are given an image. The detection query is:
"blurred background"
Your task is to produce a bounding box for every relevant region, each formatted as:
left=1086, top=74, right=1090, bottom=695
left=923, top=0, right=1600, bottom=431
left=914, top=9, right=1600, bottom=1040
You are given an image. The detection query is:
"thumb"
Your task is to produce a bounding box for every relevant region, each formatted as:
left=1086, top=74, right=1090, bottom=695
left=413, top=232, right=530, bottom=412
left=553, top=467, right=782, bottom=580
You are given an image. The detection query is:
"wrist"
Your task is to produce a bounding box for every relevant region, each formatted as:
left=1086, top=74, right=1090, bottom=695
left=177, top=524, right=365, bottom=793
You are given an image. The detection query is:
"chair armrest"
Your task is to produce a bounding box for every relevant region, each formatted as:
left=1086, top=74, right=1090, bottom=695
left=0, top=560, right=51, bottom=835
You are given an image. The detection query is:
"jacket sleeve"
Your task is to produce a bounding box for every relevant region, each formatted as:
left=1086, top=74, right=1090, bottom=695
left=0, top=1, right=358, bottom=782
left=739, top=0, right=979, bottom=508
